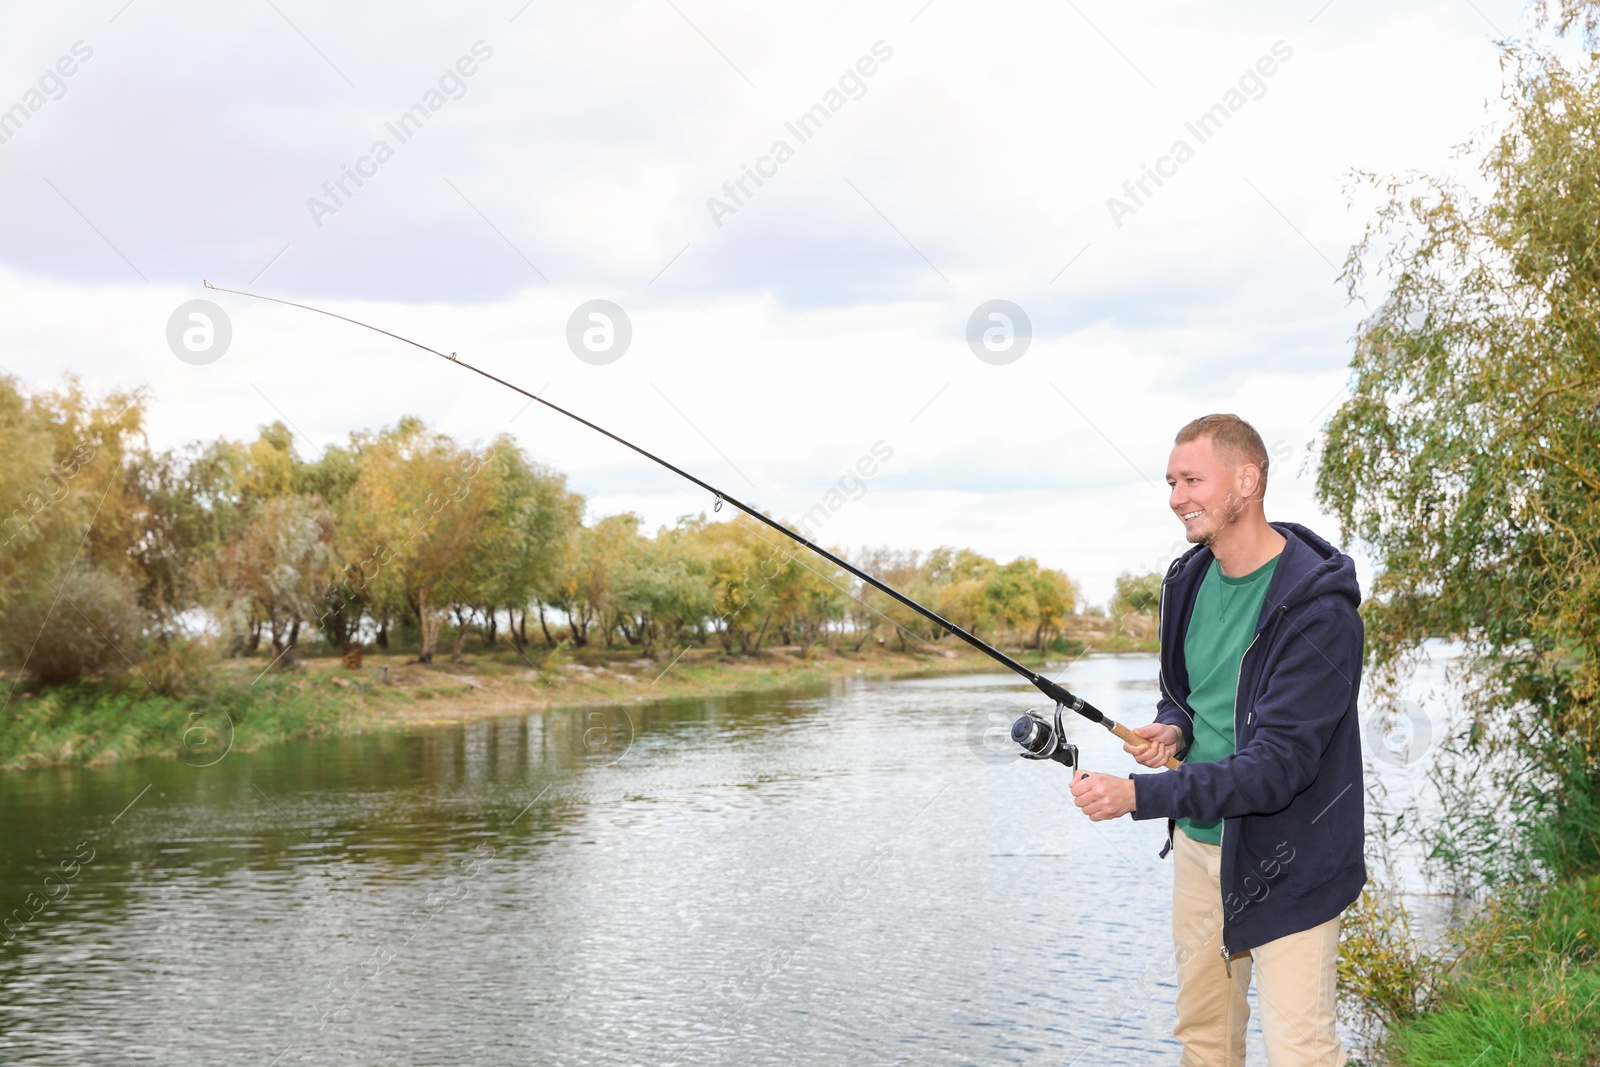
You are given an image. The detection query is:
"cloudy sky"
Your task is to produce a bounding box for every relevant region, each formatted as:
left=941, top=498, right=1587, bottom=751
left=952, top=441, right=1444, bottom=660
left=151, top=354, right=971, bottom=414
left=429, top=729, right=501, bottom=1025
left=2, top=0, right=1529, bottom=606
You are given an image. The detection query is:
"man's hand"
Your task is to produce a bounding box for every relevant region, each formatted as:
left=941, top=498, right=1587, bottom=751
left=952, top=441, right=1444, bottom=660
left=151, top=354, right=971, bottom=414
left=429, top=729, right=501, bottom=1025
left=1069, top=771, right=1137, bottom=821
left=1125, top=722, right=1183, bottom=769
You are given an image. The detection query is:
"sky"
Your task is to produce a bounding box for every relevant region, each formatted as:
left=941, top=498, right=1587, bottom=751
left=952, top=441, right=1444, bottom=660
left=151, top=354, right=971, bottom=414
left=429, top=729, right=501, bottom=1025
left=1, top=0, right=1533, bottom=607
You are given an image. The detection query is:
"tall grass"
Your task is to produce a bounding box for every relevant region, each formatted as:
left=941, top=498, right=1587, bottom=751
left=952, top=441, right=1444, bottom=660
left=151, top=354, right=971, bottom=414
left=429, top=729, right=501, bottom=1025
left=1339, top=753, right=1600, bottom=1065
left=0, top=677, right=365, bottom=770
left=1530, top=756, right=1600, bottom=884
left=1384, top=875, right=1600, bottom=1065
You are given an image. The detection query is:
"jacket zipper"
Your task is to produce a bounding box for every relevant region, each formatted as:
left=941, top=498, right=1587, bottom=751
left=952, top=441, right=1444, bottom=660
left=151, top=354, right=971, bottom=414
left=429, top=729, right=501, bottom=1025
left=1157, top=560, right=1193, bottom=863
left=1220, top=627, right=1263, bottom=974
left=1156, top=566, right=1195, bottom=732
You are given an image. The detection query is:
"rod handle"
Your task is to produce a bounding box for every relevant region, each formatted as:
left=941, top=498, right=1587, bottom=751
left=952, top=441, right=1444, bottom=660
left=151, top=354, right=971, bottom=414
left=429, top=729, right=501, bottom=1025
left=1109, top=721, right=1182, bottom=771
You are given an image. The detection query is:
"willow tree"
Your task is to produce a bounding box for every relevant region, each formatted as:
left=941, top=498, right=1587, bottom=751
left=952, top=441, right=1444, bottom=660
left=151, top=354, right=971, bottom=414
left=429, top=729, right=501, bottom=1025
left=1318, top=20, right=1600, bottom=879
left=469, top=438, right=582, bottom=650
left=339, top=418, right=500, bottom=664
left=692, top=515, right=779, bottom=654
left=213, top=494, right=338, bottom=664
left=925, top=547, right=1001, bottom=640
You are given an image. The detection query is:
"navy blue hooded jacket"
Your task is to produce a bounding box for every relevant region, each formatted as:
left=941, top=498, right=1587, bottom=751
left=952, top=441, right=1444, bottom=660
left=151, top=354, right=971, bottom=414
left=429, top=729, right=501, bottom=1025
left=1131, top=521, right=1366, bottom=957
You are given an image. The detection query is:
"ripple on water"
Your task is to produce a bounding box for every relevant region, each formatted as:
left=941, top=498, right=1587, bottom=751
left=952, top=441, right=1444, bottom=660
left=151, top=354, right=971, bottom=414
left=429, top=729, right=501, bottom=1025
left=0, top=650, right=1467, bottom=1064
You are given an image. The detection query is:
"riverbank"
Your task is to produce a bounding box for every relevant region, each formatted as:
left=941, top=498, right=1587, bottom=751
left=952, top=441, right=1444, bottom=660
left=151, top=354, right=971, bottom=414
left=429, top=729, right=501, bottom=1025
left=0, top=628, right=1158, bottom=771
left=1381, top=874, right=1600, bottom=1064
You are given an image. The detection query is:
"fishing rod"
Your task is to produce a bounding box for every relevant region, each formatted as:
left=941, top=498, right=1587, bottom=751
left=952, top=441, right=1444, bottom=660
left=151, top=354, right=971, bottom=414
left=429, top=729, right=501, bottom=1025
left=202, top=280, right=1181, bottom=771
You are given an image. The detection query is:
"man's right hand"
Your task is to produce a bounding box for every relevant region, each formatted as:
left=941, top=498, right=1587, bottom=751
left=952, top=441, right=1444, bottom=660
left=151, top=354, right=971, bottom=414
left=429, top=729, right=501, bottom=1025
left=1125, top=722, right=1183, bottom=769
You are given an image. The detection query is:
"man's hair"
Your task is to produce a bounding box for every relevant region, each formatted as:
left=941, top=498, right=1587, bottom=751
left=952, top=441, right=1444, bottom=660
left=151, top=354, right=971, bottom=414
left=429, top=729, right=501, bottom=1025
left=1175, top=414, right=1270, bottom=494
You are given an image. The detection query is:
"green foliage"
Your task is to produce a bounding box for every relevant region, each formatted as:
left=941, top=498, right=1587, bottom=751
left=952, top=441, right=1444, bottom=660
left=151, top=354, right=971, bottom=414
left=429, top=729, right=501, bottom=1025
left=1344, top=735, right=1600, bottom=1061
left=846, top=545, right=1076, bottom=651
left=1321, top=17, right=1600, bottom=1061
left=1337, top=862, right=1600, bottom=1064
left=848, top=546, right=928, bottom=649
left=770, top=547, right=850, bottom=651
left=127, top=438, right=241, bottom=621
left=1392, top=963, right=1600, bottom=1065
left=474, top=438, right=581, bottom=624
left=1528, top=752, right=1600, bottom=881
left=1318, top=21, right=1600, bottom=873
left=1337, top=884, right=1438, bottom=1032
left=336, top=418, right=501, bottom=663
left=0, top=375, right=149, bottom=683
left=0, top=375, right=1087, bottom=683
left=1111, top=571, right=1162, bottom=617
left=0, top=674, right=351, bottom=770
left=0, top=567, right=146, bottom=685
left=629, top=521, right=716, bottom=645
left=1336, top=779, right=1501, bottom=1049
left=694, top=514, right=784, bottom=653
left=553, top=512, right=644, bottom=647
left=138, top=636, right=221, bottom=698
left=213, top=493, right=337, bottom=660
left=1380, top=875, right=1600, bottom=1066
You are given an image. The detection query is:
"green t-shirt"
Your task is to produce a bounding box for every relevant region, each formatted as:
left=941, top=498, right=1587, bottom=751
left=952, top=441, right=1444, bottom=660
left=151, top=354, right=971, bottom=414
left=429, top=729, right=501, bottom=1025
left=1177, top=553, right=1280, bottom=845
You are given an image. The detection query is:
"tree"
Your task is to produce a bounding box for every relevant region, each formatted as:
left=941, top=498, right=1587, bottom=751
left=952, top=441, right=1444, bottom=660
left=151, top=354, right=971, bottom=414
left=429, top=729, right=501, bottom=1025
left=1111, top=571, right=1162, bottom=617
left=475, top=439, right=582, bottom=651
left=983, top=558, right=1040, bottom=641
left=1028, top=563, right=1079, bottom=649
left=764, top=538, right=850, bottom=651
left=213, top=494, right=338, bottom=665
left=849, top=547, right=929, bottom=650
left=433, top=437, right=581, bottom=658
left=926, top=547, right=1000, bottom=640
left=689, top=515, right=786, bottom=654
left=557, top=512, right=643, bottom=647
left=127, top=439, right=240, bottom=628
left=0, top=375, right=150, bottom=683
left=338, top=418, right=500, bottom=664
left=978, top=557, right=1078, bottom=649
left=634, top=519, right=716, bottom=647
left=1318, top=18, right=1600, bottom=879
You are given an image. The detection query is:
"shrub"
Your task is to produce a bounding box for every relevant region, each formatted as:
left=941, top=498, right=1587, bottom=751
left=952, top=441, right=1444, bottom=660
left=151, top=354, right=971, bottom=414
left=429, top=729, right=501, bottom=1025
left=1, top=566, right=145, bottom=684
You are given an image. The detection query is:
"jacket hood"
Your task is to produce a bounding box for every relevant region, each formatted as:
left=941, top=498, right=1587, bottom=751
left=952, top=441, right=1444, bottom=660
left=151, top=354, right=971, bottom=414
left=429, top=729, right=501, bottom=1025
left=1166, top=521, right=1360, bottom=629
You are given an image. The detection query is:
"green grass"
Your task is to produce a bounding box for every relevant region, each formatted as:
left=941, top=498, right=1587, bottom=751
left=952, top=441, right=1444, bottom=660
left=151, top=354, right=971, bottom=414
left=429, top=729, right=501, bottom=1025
left=0, top=678, right=372, bottom=770
left=1386, top=875, right=1600, bottom=1066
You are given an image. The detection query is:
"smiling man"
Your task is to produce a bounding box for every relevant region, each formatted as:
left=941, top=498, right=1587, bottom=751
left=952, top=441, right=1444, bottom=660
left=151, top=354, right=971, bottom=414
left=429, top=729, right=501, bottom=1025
left=1069, top=413, right=1365, bottom=1066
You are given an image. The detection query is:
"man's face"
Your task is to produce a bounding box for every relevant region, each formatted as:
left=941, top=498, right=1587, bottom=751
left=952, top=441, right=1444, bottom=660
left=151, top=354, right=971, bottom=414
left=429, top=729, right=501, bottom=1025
left=1166, top=436, right=1244, bottom=545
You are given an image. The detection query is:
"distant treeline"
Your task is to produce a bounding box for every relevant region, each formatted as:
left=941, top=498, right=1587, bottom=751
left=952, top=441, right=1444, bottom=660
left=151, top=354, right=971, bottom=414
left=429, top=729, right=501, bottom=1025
left=0, top=376, right=1112, bottom=684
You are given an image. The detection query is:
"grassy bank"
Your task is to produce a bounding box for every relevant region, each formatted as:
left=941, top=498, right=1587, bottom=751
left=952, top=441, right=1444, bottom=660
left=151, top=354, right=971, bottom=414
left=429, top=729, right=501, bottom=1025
left=1381, top=876, right=1600, bottom=1065
left=1, top=623, right=1159, bottom=771
left=0, top=678, right=356, bottom=771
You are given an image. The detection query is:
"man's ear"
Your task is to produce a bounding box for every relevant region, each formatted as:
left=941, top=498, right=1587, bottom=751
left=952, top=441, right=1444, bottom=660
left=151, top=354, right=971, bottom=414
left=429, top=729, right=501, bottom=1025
left=1237, top=463, right=1262, bottom=500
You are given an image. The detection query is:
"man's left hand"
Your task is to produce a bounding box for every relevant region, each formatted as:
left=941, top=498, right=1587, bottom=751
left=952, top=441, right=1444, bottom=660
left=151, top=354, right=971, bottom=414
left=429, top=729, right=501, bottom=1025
left=1069, top=771, right=1136, bottom=821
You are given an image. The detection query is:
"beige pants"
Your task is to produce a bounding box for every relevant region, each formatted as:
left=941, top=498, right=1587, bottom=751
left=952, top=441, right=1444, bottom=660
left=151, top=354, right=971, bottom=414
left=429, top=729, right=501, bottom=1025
left=1172, top=830, right=1345, bottom=1067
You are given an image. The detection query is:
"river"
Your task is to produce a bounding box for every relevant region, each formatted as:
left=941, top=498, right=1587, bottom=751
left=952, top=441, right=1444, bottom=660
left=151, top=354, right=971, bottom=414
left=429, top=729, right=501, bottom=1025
left=0, top=648, right=1458, bottom=1065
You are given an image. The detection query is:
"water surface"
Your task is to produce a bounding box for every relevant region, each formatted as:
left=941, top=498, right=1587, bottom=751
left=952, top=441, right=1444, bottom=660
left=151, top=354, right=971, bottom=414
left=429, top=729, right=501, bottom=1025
left=0, top=651, right=1453, bottom=1065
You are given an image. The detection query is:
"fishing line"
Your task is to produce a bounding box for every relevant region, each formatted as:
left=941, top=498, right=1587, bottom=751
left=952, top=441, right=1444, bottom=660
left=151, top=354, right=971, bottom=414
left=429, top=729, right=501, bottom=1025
left=202, top=280, right=1178, bottom=768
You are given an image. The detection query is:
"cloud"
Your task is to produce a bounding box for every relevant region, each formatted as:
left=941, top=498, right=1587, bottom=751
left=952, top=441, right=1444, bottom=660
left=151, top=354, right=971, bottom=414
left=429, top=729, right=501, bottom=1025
left=0, top=0, right=1526, bottom=603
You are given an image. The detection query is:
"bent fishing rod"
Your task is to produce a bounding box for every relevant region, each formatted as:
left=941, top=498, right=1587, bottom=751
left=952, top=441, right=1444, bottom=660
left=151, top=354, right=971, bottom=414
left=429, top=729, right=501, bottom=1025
left=202, top=280, right=1180, bottom=771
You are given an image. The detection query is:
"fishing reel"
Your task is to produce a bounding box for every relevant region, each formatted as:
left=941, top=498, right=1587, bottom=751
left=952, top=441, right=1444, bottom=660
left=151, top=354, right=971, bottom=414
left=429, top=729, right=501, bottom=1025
left=1011, top=704, right=1078, bottom=770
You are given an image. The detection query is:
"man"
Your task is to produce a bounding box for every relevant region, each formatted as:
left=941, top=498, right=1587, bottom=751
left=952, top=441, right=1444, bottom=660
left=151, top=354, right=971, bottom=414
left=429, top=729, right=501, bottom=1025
left=1069, top=414, right=1365, bottom=1067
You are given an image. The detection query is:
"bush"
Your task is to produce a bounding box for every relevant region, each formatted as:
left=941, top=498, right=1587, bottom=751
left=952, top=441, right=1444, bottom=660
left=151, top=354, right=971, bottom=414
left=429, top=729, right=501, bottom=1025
left=137, top=635, right=220, bottom=697
left=1, top=567, right=146, bottom=684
